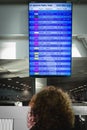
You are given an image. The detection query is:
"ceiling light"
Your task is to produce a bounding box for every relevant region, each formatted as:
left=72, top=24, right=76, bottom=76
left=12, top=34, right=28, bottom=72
left=8, top=85, right=11, bottom=87
left=8, top=78, right=12, bottom=80
left=84, top=85, right=87, bottom=86
left=16, top=81, right=19, bottom=83
left=78, top=86, right=83, bottom=88
left=20, top=83, right=24, bottom=85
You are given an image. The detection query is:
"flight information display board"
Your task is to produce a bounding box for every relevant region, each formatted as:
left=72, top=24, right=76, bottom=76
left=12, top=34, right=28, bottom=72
left=29, top=3, right=72, bottom=76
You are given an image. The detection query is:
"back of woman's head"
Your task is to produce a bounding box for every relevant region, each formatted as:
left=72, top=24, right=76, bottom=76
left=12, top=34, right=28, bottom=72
left=28, top=86, right=75, bottom=130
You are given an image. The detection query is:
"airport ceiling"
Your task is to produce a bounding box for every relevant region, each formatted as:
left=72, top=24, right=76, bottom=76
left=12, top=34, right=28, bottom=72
left=0, top=57, right=87, bottom=103
left=0, top=57, right=87, bottom=89
left=0, top=0, right=87, bottom=4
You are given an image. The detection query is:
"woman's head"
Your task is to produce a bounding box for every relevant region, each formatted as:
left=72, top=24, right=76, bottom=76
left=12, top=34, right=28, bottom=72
left=28, top=86, right=75, bottom=130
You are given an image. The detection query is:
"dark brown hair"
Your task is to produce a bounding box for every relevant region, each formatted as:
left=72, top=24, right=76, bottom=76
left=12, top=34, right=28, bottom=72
left=29, top=86, right=75, bottom=130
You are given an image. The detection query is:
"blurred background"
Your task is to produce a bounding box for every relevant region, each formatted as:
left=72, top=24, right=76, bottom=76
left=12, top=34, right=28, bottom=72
left=0, top=0, right=87, bottom=106
left=0, top=1, right=87, bottom=130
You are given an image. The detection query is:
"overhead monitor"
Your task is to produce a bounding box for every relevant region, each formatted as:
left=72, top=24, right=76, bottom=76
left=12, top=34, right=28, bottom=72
left=28, top=2, right=72, bottom=77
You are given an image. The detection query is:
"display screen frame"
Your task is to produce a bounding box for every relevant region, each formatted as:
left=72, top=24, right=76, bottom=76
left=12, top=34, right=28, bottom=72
left=28, top=1, right=72, bottom=77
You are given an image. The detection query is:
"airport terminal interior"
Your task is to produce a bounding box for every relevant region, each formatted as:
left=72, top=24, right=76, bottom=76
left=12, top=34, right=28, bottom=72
left=0, top=0, right=87, bottom=130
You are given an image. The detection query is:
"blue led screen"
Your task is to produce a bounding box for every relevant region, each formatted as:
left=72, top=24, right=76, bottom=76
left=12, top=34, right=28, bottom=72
left=29, top=3, right=72, bottom=76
